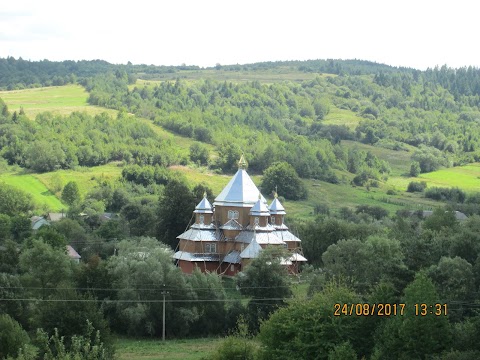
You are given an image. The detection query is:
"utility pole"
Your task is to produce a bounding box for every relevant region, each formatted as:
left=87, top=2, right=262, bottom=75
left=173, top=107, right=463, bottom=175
left=161, top=284, right=169, bottom=341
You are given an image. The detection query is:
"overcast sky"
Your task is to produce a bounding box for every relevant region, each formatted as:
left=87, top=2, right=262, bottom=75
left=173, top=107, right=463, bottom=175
left=1, top=0, right=478, bottom=70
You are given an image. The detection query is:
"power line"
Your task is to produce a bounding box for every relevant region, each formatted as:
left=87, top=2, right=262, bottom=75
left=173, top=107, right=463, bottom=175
left=0, top=297, right=289, bottom=303
left=0, top=284, right=295, bottom=291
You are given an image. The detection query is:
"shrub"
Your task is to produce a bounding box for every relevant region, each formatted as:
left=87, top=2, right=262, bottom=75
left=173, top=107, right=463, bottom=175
left=407, top=181, right=427, bottom=193
left=210, top=317, right=258, bottom=360
left=425, top=187, right=466, bottom=203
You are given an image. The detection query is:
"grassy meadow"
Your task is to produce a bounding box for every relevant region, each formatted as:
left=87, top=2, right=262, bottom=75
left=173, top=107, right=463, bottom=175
left=0, top=169, right=66, bottom=211
left=323, top=106, right=363, bottom=130
left=0, top=85, right=117, bottom=119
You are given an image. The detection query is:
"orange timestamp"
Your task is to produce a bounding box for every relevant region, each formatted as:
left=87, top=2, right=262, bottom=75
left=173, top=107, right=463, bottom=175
left=334, top=303, right=448, bottom=316
left=334, top=303, right=406, bottom=316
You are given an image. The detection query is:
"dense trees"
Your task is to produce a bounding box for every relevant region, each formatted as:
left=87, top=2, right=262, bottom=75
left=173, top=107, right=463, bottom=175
left=0, top=110, right=184, bottom=172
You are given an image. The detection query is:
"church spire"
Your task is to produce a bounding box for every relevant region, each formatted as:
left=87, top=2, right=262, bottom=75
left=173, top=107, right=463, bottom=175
left=238, top=154, right=247, bottom=169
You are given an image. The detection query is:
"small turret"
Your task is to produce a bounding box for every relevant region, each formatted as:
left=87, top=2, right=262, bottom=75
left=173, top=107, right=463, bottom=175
left=269, top=192, right=286, bottom=226
left=194, top=192, right=213, bottom=225
left=249, top=193, right=270, bottom=227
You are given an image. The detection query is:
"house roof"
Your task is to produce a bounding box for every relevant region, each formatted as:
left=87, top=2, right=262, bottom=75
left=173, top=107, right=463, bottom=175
left=194, top=195, right=213, bottom=214
left=66, top=245, right=81, bottom=260
left=31, top=217, right=50, bottom=230
left=240, top=238, right=262, bottom=259
left=47, top=213, right=66, bottom=222
left=268, top=197, right=286, bottom=215
left=214, top=169, right=267, bottom=207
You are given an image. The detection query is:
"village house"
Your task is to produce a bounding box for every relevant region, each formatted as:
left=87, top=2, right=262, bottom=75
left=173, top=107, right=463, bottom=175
left=174, top=156, right=307, bottom=275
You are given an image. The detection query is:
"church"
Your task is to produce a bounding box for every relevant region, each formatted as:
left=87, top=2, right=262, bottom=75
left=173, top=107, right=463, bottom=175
left=173, top=156, right=307, bottom=275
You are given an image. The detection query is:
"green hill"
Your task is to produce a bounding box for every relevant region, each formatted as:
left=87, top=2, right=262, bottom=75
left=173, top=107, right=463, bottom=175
left=2, top=59, right=480, bottom=216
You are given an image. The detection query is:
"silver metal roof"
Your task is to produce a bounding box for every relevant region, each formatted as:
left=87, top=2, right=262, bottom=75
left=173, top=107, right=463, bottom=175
left=289, top=253, right=308, bottom=262
left=223, top=250, right=242, bottom=264
left=246, top=223, right=276, bottom=231
left=194, top=196, right=213, bottom=214
left=214, top=169, right=267, bottom=207
left=240, top=238, right=262, bottom=259
left=220, top=219, right=243, bottom=230
left=235, top=231, right=285, bottom=245
left=250, top=197, right=270, bottom=216
left=173, top=251, right=220, bottom=262
left=191, top=223, right=217, bottom=230
left=274, top=230, right=301, bottom=242
left=177, top=228, right=219, bottom=241
left=268, top=198, right=286, bottom=215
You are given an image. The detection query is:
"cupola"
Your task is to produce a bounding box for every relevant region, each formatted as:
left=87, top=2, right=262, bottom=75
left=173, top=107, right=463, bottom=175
left=268, top=193, right=286, bottom=226
left=194, top=193, right=213, bottom=225
left=249, top=193, right=270, bottom=227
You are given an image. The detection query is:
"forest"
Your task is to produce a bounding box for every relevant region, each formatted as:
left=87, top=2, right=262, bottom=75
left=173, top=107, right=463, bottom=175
left=1, top=57, right=480, bottom=359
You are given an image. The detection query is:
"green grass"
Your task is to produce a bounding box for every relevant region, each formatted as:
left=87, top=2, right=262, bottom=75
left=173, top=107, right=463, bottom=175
left=323, top=106, right=363, bottom=130
left=0, top=169, right=66, bottom=211
left=34, top=164, right=123, bottom=198
left=0, top=85, right=117, bottom=119
left=0, top=164, right=123, bottom=212
left=116, top=337, right=222, bottom=360
left=419, top=164, right=480, bottom=192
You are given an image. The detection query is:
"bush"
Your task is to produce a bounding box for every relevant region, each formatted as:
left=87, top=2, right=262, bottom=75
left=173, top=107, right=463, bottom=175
left=355, top=205, right=389, bottom=220
left=210, top=318, right=258, bottom=360
left=407, top=181, right=427, bottom=193
left=425, top=187, right=466, bottom=203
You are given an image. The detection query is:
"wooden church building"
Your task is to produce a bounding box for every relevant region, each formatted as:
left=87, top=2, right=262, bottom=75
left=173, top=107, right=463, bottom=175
left=173, top=156, right=307, bottom=275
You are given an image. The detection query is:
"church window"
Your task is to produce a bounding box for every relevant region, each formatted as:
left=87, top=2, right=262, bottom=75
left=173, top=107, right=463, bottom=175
left=271, top=216, right=275, bottom=224
left=254, top=217, right=259, bottom=225
left=228, top=210, right=239, bottom=220
left=205, top=243, right=217, bottom=253
left=199, top=215, right=204, bottom=224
